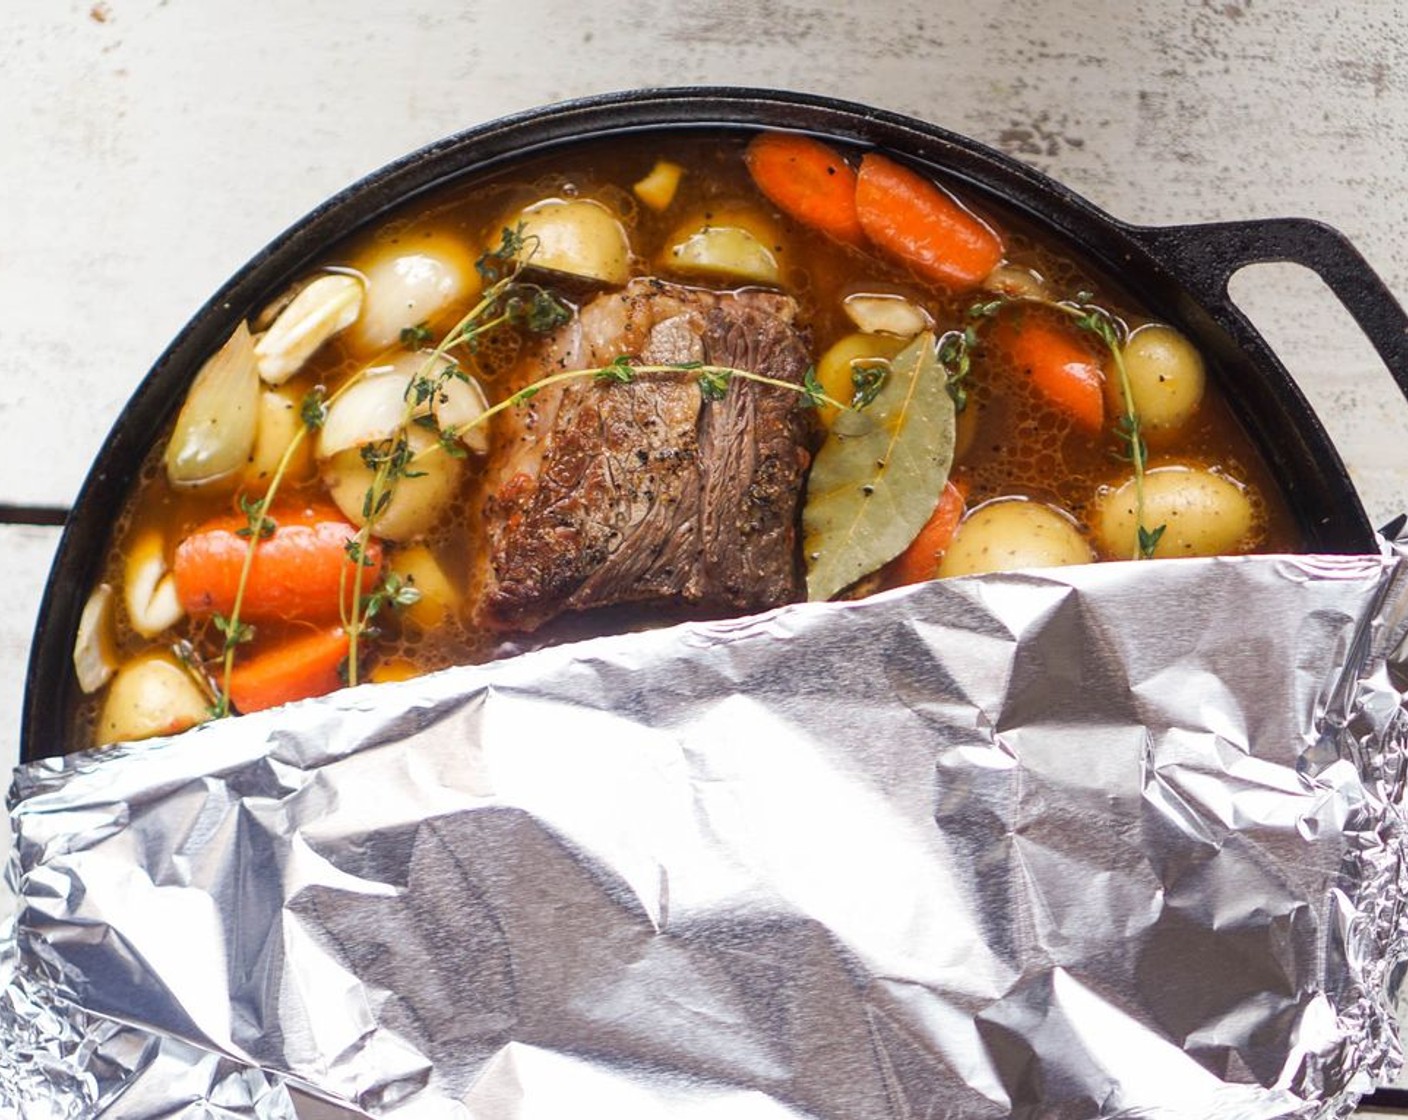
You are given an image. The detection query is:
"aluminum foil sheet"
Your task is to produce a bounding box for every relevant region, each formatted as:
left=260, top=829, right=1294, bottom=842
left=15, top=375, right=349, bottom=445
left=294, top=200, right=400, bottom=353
left=6, top=550, right=1408, bottom=1119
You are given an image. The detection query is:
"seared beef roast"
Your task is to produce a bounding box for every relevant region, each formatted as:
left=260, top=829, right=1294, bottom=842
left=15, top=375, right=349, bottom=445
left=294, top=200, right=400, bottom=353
left=469, top=279, right=814, bottom=632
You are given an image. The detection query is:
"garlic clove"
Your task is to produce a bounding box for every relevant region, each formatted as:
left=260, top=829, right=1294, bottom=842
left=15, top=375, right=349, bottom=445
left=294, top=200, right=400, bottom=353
left=73, top=582, right=119, bottom=694
left=165, top=322, right=261, bottom=488
left=253, top=273, right=364, bottom=385
left=123, top=527, right=185, bottom=638
left=244, top=386, right=317, bottom=490
left=841, top=293, right=932, bottom=338
left=983, top=263, right=1049, bottom=301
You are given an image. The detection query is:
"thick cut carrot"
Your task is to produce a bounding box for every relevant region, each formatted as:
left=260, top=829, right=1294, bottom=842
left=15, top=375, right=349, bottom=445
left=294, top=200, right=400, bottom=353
left=228, top=627, right=349, bottom=714
left=990, top=314, right=1106, bottom=432
left=745, top=132, right=866, bottom=247
left=173, top=502, right=382, bottom=623
left=855, top=153, right=1004, bottom=290
left=888, top=480, right=966, bottom=587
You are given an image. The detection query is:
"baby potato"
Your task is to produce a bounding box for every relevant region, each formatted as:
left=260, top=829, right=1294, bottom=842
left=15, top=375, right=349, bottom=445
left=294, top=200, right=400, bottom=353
left=1092, top=464, right=1254, bottom=559
left=511, top=198, right=632, bottom=286
left=97, top=652, right=209, bottom=746
left=665, top=226, right=780, bottom=285
left=322, top=427, right=463, bottom=543
left=347, top=232, right=480, bottom=356
left=814, top=332, right=907, bottom=427
left=660, top=204, right=785, bottom=286
left=1108, top=324, right=1206, bottom=437
left=937, top=498, right=1093, bottom=577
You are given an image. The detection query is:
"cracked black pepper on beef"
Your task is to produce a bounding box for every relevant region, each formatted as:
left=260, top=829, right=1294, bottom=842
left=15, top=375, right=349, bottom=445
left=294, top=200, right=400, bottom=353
left=468, top=279, right=815, bottom=632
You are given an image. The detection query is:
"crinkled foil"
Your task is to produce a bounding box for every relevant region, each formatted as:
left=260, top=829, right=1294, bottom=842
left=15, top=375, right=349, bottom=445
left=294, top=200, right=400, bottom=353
left=6, top=549, right=1408, bottom=1119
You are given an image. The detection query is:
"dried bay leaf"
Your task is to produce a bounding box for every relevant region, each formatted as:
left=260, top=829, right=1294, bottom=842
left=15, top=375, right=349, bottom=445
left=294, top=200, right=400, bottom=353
left=802, top=331, right=955, bottom=601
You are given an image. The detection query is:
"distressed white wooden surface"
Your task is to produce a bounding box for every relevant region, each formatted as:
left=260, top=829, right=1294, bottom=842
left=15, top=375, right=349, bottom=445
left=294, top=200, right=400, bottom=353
left=4, top=0, right=1408, bottom=1112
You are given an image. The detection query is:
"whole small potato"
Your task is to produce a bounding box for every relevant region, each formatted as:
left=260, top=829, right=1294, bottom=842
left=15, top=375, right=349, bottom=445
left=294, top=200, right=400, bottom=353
left=937, top=498, right=1093, bottom=577
left=322, top=427, right=463, bottom=542
left=1092, top=465, right=1254, bottom=559
left=97, top=653, right=209, bottom=745
left=1108, top=324, right=1206, bottom=436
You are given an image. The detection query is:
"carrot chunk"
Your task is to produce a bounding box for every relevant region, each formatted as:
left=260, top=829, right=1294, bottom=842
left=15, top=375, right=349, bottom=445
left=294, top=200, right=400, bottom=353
left=745, top=132, right=866, bottom=247
left=228, top=627, right=349, bottom=714
left=855, top=153, right=1004, bottom=290
left=173, top=502, right=382, bottom=623
left=887, top=480, right=967, bottom=586
left=990, top=314, right=1106, bottom=433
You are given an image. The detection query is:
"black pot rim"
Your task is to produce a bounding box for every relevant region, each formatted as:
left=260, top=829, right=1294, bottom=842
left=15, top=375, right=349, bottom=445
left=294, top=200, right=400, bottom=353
left=20, top=84, right=1381, bottom=764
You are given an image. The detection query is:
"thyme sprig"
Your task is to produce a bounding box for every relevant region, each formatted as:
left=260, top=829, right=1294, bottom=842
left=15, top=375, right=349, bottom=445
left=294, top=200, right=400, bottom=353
left=209, top=383, right=326, bottom=717
left=1049, top=292, right=1161, bottom=560
left=940, top=290, right=1163, bottom=561
left=339, top=227, right=572, bottom=685
left=412, top=358, right=847, bottom=463
left=212, top=226, right=856, bottom=712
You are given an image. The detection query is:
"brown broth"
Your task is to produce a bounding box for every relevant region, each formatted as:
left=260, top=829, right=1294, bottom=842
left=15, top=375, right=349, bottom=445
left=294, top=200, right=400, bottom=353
left=77, top=132, right=1300, bottom=750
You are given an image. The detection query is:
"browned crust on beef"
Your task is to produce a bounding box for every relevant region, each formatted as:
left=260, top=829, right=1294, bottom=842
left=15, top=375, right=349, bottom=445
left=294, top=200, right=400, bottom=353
left=468, top=280, right=812, bottom=632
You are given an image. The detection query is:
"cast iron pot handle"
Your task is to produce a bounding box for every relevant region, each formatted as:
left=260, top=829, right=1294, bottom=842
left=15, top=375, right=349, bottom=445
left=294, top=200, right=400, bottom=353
left=1129, top=218, right=1408, bottom=399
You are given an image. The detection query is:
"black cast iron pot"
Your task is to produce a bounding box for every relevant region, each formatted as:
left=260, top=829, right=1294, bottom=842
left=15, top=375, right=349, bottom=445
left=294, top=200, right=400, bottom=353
left=22, top=86, right=1408, bottom=764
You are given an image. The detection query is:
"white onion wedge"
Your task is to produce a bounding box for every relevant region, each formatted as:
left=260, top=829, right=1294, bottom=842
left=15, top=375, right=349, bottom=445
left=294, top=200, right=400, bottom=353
left=73, top=583, right=119, bottom=694
left=97, top=653, right=209, bottom=746
left=123, top=527, right=184, bottom=638
left=253, top=273, right=364, bottom=384
left=165, top=322, right=260, bottom=487
left=842, top=293, right=931, bottom=337
left=317, top=353, right=490, bottom=460
left=348, top=234, right=479, bottom=356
